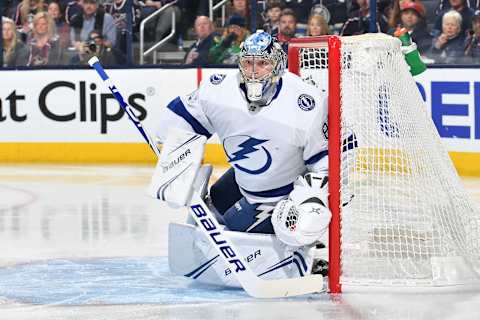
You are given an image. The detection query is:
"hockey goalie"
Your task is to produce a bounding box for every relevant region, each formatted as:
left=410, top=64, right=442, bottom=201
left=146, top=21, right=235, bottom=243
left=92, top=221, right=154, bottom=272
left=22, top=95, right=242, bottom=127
left=149, top=31, right=332, bottom=293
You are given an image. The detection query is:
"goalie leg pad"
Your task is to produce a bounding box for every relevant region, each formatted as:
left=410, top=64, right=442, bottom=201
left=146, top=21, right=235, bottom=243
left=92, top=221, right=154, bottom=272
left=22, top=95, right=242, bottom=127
left=168, top=222, right=322, bottom=288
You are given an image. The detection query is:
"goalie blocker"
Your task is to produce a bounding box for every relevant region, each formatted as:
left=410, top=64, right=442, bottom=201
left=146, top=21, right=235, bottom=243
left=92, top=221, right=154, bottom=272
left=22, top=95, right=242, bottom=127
left=147, top=127, right=207, bottom=207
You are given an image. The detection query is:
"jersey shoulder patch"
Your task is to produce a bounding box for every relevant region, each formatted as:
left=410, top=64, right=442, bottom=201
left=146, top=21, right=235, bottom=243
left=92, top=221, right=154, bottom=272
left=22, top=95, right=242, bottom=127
left=209, top=73, right=227, bottom=85
left=297, top=94, right=316, bottom=111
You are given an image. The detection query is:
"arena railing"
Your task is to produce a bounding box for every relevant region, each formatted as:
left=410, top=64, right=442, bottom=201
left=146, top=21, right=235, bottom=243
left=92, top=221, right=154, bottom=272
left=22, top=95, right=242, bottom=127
left=139, top=0, right=178, bottom=65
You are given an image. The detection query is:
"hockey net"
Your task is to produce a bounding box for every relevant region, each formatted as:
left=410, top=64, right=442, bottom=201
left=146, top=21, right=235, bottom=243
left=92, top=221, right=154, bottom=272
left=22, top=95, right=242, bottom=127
left=288, top=33, right=480, bottom=293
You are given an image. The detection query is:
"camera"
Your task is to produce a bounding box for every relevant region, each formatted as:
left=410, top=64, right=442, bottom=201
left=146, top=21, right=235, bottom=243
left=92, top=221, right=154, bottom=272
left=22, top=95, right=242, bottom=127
left=85, top=39, right=97, bottom=53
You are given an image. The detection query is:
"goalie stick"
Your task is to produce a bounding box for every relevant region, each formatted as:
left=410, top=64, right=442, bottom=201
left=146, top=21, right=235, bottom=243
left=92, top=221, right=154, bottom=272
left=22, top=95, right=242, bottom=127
left=88, top=56, right=326, bottom=298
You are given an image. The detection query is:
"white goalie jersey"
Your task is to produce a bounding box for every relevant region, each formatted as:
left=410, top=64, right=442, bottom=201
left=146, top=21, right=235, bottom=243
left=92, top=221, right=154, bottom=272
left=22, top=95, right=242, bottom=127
left=156, top=71, right=328, bottom=203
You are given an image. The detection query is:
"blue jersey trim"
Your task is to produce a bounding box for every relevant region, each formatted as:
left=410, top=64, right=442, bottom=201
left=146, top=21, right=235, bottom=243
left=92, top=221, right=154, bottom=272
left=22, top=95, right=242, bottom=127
left=241, top=182, right=293, bottom=198
left=305, top=133, right=358, bottom=165
left=305, top=150, right=328, bottom=165
left=167, top=97, right=212, bottom=138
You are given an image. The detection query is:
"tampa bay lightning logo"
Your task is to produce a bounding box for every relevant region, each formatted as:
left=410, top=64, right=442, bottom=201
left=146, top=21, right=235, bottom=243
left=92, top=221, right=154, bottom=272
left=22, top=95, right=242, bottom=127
left=210, top=74, right=226, bottom=85
left=223, top=136, right=272, bottom=175
left=297, top=94, right=315, bottom=111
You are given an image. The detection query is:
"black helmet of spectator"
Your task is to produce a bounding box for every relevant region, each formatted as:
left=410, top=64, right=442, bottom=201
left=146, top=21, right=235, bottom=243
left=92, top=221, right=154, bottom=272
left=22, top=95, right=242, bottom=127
left=400, top=1, right=426, bottom=19
left=226, top=14, right=246, bottom=28
left=474, top=10, right=480, bottom=22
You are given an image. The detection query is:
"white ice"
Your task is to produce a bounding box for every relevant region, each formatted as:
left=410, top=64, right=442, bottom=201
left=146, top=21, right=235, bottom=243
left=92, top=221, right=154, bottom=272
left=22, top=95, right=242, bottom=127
left=0, top=164, right=479, bottom=320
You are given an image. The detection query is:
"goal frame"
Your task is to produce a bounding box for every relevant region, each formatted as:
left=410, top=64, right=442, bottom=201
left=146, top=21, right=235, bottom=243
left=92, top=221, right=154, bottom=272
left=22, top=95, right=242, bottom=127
left=287, top=35, right=480, bottom=295
left=288, top=36, right=343, bottom=293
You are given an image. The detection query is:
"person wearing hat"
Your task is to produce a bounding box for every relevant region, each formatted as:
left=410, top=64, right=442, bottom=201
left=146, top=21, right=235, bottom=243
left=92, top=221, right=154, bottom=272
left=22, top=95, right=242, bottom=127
left=207, top=13, right=249, bottom=64
left=465, top=10, right=480, bottom=60
left=389, top=1, right=432, bottom=55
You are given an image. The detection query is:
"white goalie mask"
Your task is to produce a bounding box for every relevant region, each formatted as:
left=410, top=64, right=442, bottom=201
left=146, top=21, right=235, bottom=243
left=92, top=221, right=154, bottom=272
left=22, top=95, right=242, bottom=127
left=238, top=31, right=287, bottom=103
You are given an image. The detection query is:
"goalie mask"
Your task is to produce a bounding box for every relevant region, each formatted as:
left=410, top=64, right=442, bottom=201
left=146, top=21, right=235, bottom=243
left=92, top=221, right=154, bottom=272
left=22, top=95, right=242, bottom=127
left=239, top=31, right=286, bottom=104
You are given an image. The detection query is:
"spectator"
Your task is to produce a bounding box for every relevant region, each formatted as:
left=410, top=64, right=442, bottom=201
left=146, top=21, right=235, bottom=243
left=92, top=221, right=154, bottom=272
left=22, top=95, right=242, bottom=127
left=389, top=1, right=432, bottom=55
left=429, top=10, right=467, bottom=63
left=70, top=0, right=116, bottom=49
left=208, top=14, right=249, bottom=64
left=70, top=29, right=120, bottom=65
left=178, top=0, right=209, bottom=37
left=27, top=11, right=64, bottom=65
left=183, top=15, right=216, bottom=66
left=436, top=0, right=479, bottom=14
left=14, top=0, right=47, bottom=36
left=283, top=0, right=318, bottom=24
left=140, top=0, right=181, bottom=45
left=311, top=0, right=349, bottom=26
left=226, top=0, right=264, bottom=30
left=306, top=13, right=330, bottom=36
left=65, top=0, right=83, bottom=25
left=433, top=0, right=475, bottom=37
left=465, top=10, right=480, bottom=60
left=263, top=0, right=285, bottom=36
left=104, top=0, right=141, bottom=54
left=340, top=0, right=389, bottom=35
left=48, top=1, right=70, bottom=49
left=2, top=17, right=29, bottom=66
left=3, top=1, right=21, bottom=19
left=277, top=8, right=297, bottom=53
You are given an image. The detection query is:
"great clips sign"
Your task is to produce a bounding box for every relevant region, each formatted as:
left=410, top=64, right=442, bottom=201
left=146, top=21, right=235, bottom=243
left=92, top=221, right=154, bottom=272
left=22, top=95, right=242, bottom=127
left=416, top=68, right=480, bottom=152
left=0, top=68, right=194, bottom=142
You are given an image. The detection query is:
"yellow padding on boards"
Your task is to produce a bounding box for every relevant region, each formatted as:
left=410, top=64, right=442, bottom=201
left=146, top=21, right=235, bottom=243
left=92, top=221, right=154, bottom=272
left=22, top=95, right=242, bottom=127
left=0, top=143, right=477, bottom=176
left=0, top=143, right=228, bottom=165
left=354, top=148, right=413, bottom=174
left=351, top=148, right=479, bottom=177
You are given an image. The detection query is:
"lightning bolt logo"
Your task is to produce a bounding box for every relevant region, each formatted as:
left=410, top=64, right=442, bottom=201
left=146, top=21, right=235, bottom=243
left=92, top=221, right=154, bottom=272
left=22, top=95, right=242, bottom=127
left=246, top=204, right=275, bottom=232
left=225, top=136, right=272, bottom=175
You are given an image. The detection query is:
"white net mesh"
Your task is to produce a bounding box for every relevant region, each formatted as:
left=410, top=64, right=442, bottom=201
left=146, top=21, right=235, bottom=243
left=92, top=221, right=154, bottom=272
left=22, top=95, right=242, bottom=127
left=294, top=34, right=480, bottom=288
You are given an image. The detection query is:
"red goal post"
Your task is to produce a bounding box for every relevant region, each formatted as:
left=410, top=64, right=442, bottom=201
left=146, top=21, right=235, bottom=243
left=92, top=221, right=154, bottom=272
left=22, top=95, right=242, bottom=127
left=288, top=34, right=480, bottom=294
left=288, top=36, right=342, bottom=293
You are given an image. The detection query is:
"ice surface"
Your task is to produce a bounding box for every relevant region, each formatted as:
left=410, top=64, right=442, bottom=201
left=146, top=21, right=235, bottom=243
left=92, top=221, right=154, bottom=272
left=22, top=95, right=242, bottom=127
left=0, top=165, right=479, bottom=320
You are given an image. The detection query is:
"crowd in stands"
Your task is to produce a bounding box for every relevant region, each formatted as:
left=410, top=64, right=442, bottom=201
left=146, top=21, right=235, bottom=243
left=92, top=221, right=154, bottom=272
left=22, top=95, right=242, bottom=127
left=2, top=0, right=480, bottom=67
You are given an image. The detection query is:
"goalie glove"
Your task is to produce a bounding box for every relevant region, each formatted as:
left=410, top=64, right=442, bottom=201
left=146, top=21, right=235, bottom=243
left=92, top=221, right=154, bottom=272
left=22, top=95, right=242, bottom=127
left=271, top=173, right=331, bottom=247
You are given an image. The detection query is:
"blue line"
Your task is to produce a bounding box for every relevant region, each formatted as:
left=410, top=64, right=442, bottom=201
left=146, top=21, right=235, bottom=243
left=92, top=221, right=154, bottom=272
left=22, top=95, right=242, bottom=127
left=184, top=255, right=219, bottom=278
left=305, top=150, right=328, bottom=165
left=293, top=252, right=308, bottom=271
left=241, top=183, right=293, bottom=198
left=169, top=135, right=201, bottom=155
left=258, top=260, right=293, bottom=277
left=293, top=260, right=305, bottom=277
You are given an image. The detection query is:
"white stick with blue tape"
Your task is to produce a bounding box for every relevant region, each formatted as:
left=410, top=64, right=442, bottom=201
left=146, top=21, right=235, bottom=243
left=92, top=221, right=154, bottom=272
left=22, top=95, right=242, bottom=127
left=88, top=56, right=161, bottom=158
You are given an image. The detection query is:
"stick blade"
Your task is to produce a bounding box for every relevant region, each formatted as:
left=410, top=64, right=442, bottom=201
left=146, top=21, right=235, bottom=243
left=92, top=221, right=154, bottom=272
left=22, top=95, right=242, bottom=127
left=242, top=273, right=325, bottom=298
